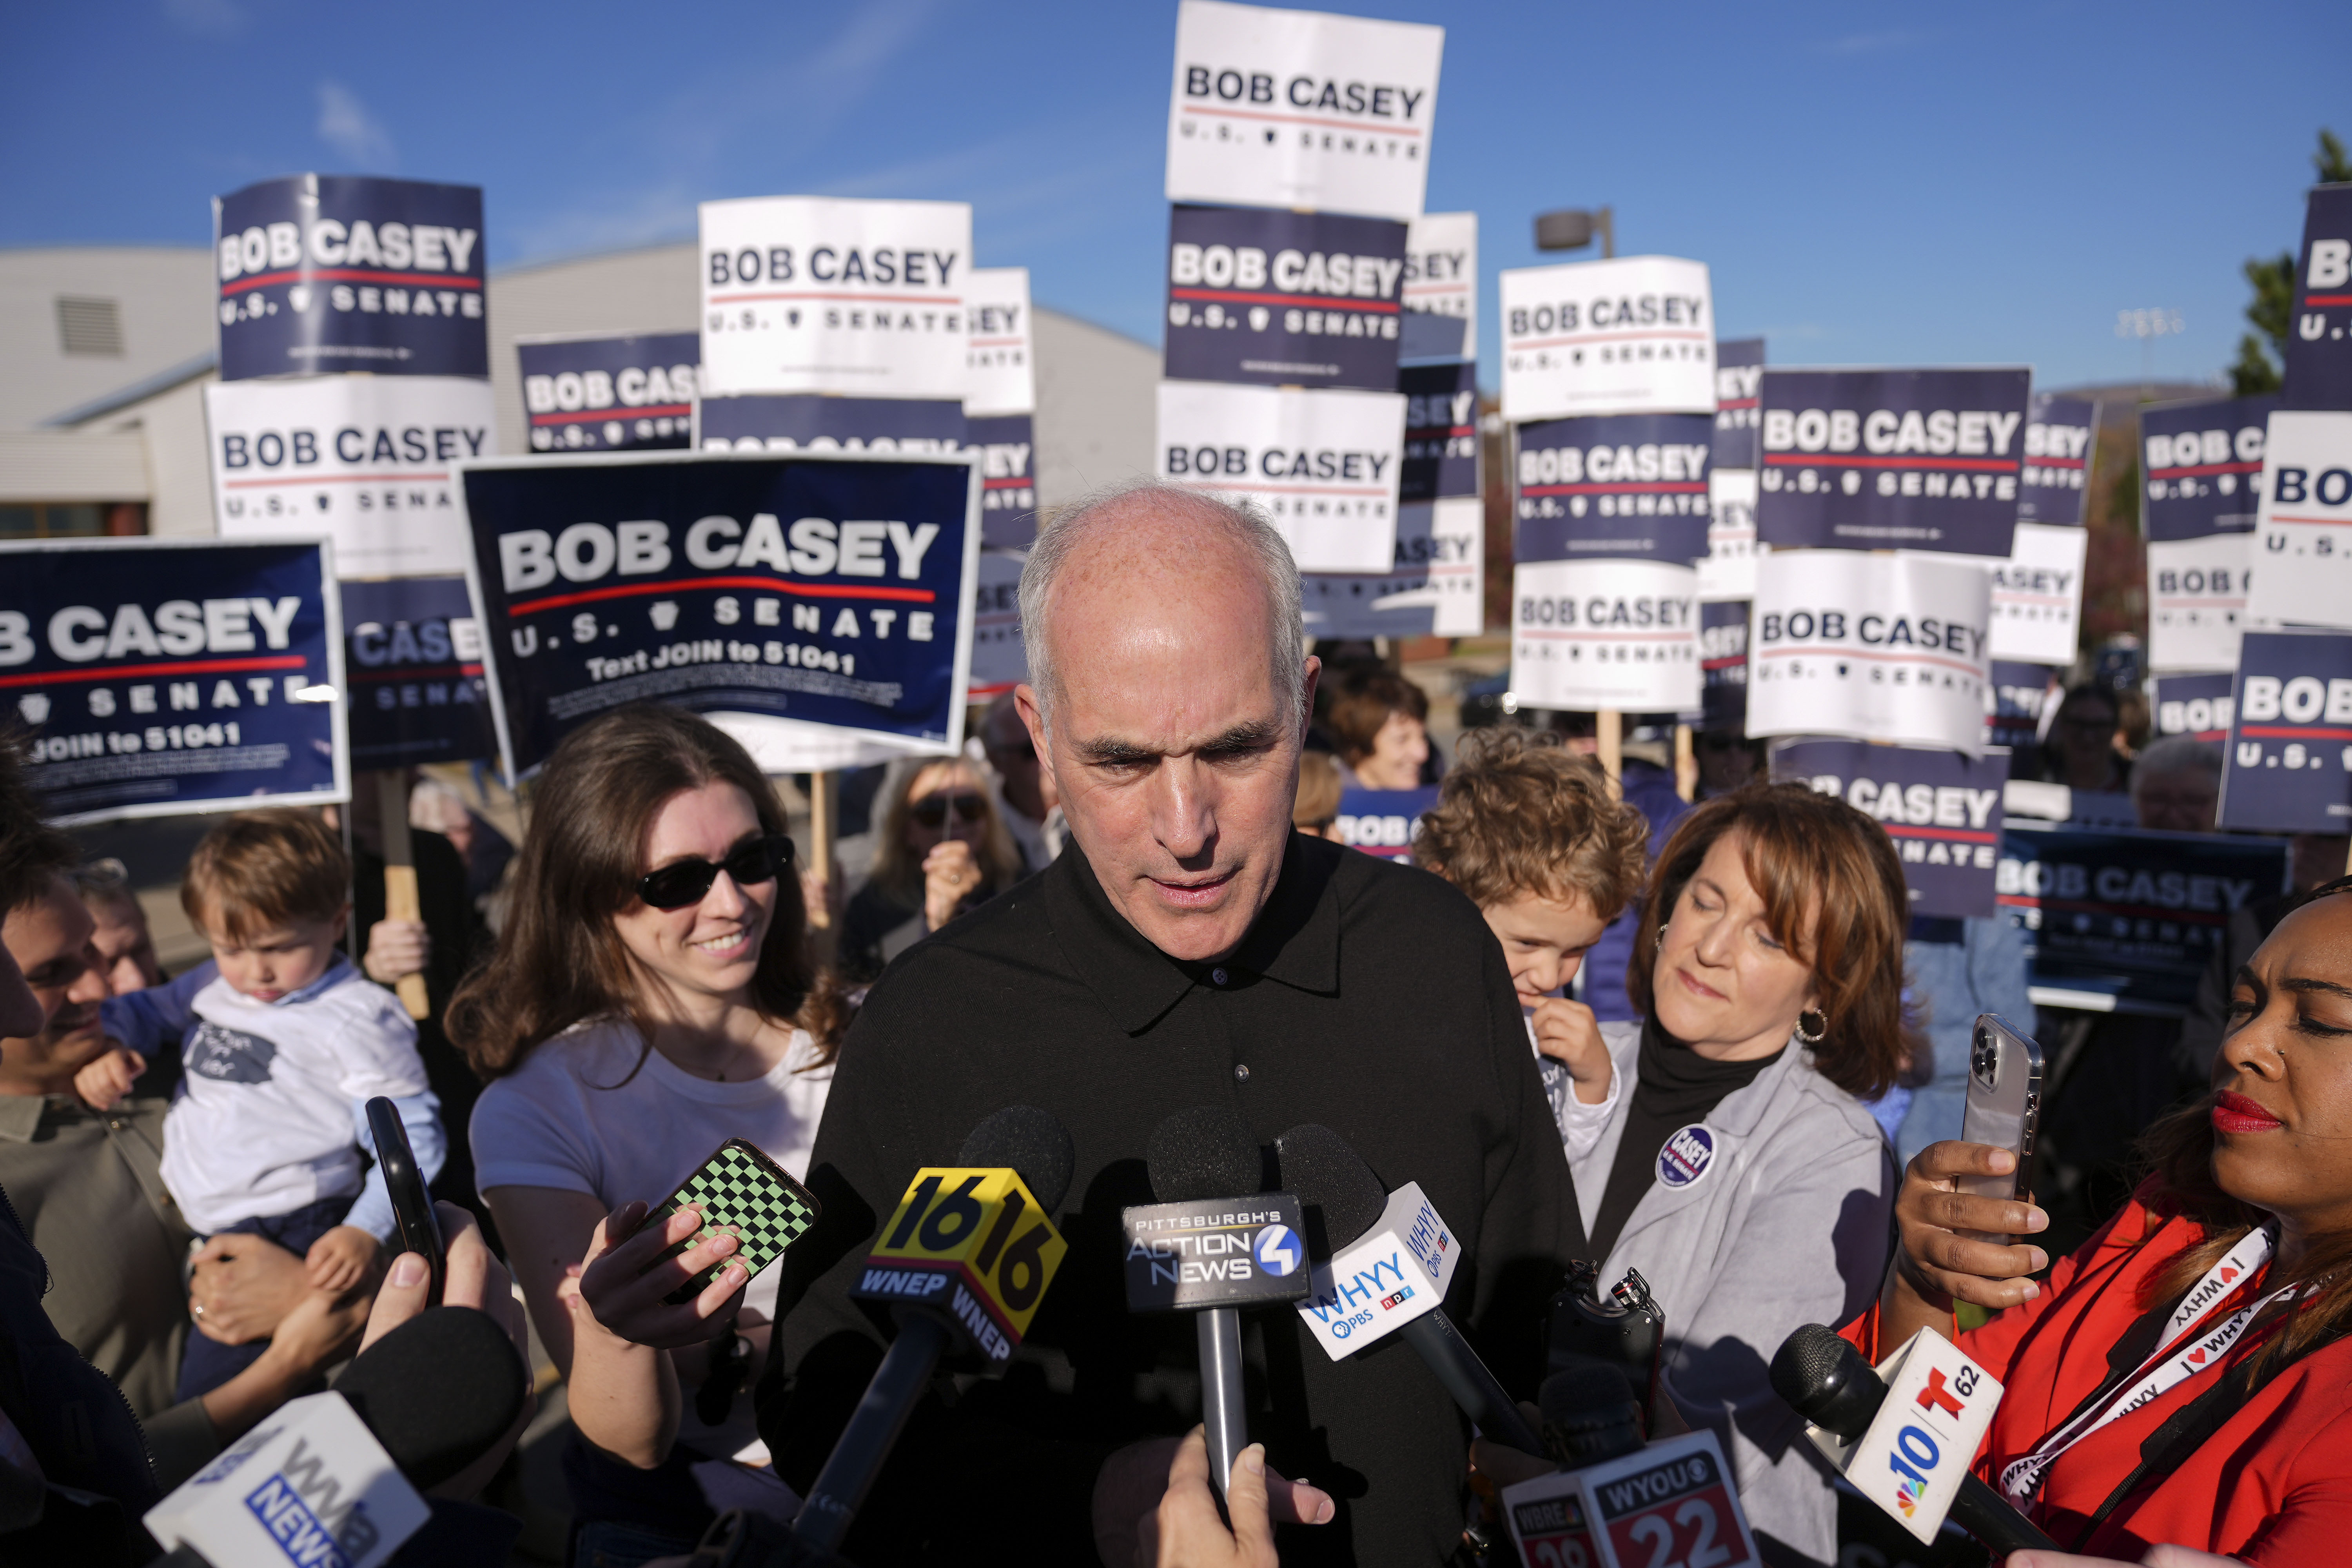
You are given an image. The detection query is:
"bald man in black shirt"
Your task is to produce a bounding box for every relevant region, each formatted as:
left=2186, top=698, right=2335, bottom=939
left=758, top=484, right=1585, bottom=1568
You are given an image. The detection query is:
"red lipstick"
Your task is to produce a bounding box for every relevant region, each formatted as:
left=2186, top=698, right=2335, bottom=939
left=2212, top=1090, right=2283, bottom=1134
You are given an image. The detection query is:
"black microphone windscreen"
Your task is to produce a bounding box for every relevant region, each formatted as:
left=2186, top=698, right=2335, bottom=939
left=1273, top=1124, right=1388, bottom=1248
left=1768, top=1323, right=1886, bottom=1440
left=957, top=1105, right=1077, bottom=1212
left=1146, top=1107, right=1262, bottom=1203
left=334, top=1306, right=528, bottom=1490
left=1538, top=1356, right=1645, bottom=1467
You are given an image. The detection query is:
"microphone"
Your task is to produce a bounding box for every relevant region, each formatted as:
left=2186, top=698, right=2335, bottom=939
left=1537, top=1357, right=1644, bottom=1470
left=1123, top=1108, right=1312, bottom=1499
left=795, top=1106, right=1075, bottom=1552
left=1770, top=1324, right=2057, bottom=1556
left=145, top=1305, right=530, bottom=1566
left=1274, top=1123, right=1544, bottom=1457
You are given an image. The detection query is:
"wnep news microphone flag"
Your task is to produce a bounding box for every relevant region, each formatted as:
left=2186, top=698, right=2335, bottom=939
left=1, top=538, right=348, bottom=825
left=849, top=1164, right=1069, bottom=1369
left=457, top=448, right=982, bottom=779
left=1165, top=0, right=1443, bottom=223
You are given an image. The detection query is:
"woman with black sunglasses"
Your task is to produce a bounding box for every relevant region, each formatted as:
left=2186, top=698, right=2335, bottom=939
left=446, top=706, right=849, bottom=1566
left=837, top=753, right=1023, bottom=984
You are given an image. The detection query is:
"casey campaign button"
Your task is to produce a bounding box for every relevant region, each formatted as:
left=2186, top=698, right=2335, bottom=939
left=1657, top=1124, right=1716, bottom=1189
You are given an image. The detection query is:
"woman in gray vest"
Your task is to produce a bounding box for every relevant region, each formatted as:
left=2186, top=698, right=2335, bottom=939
left=1556, top=782, right=1907, bottom=1564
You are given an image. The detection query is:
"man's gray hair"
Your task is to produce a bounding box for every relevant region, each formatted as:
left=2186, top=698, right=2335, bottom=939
left=2130, top=734, right=2223, bottom=800
left=1017, top=480, right=1306, bottom=729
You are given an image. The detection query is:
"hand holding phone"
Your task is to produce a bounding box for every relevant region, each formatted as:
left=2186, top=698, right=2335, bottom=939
left=1957, top=1014, right=2043, bottom=1244
left=365, top=1095, right=445, bottom=1305
left=645, top=1139, right=822, bottom=1306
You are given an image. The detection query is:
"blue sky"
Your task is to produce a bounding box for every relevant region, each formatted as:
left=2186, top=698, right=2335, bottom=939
left=6, top=0, right=2347, bottom=389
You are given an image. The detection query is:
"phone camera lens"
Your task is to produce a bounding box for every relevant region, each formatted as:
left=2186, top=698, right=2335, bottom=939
left=1972, top=1036, right=1998, bottom=1083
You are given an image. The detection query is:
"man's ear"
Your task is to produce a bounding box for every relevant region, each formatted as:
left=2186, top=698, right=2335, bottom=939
left=1013, top=683, right=1054, bottom=792
left=1299, top=654, right=1322, bottom=735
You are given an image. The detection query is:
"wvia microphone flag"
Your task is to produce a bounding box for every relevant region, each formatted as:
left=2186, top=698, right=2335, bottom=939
left=1755, top=368, right=2030, bottom=557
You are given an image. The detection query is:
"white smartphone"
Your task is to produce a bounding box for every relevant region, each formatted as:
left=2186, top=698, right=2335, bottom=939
left=1958, top=1013, right=2043, bottom=1242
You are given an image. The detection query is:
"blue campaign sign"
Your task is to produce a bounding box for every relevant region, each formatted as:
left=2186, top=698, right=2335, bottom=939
left=1165, top=203, right=1409, bottom=391
left=1987, top=660, right=2057, bottom=751
left=1333, top=786, right=1439, bottom=863
left=517, top=332, right=699, bottom=454
left=460, top=451, right=980, bottom=777
left=340, top=577, right=496, bottom=769
left=214, top=175, right=486, bottom=381
left=2218, top=630, right=2352, bottom=833
left=1401, top=361, right=1479, bottom=502
left=2018, top=393, right=2099, bottom=527
left=1998, top=824, right=2287, bottom=1014
left=2282, top=184, right=2352, bottom=412
left=2151, top=671, right=2234, bottom=742
left=0, top=539, right=346, bottom=824
left=1755, top=367, right=2030, bottom=555
left=1711, top=338, right=1764, bottom=470
left=1700, top=599, right=1748, bottom=729
left=695, top=394, right=965, bottom=454
left=965, top=414, right=1038, bottom=550
left=1772, top=740, right=2007, bottom=918
left=2140, top=394, right=2276, bottom=541
left=1513, top=412, right=1713, bottom=564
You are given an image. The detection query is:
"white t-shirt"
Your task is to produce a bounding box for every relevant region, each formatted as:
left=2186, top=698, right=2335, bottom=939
left=470, top=1016, right=833, bottom=1461
left=160, top=958, right=428, bottom=1235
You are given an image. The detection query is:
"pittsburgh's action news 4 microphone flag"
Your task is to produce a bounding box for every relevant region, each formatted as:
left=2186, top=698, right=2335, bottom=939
left=1754, top=367, right=2029, bottom=557
left=2282, top=183, right=2352, bottom=410
left=204, top=373, right=499, bottom=580
left=2248, top=411, right=2352, bottom=632
left=1165, top=205, right=1410, bottom=391
left=2219, top=631, right=2352, bottom=834
left=2145, top=394, right=2275, bottom=673
left=215, top=175, right=487, bottom=381
left=1773, top=741, right=2008, bottom=920
left=457, top=449, right=982, bottom=779
left=1, top=538, right=347, bottom=826
left=517, top=331, right=700, bottom=454
left=1165, top=0, right=1444, bottom=223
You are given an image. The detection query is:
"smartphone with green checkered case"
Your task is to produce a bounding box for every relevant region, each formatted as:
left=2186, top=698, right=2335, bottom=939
left=648, top=1138, right=822, bottom=1304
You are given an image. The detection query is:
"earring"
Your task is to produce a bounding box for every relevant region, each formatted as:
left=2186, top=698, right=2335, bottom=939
left=1797, top=1008, right=1827, bottom=1044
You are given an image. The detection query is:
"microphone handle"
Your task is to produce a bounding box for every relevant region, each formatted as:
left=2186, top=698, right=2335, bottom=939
left=1198, top=1307, right=1248, bottom=1501
left=1399, top=1309, right=1546, bottom=1456
left=1951, top=1474, right=2059, bottom=1555
left=793, top=1312, right=952, bottom=1553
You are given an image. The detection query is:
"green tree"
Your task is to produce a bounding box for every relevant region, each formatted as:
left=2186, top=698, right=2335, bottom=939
left=2233, top=130, right=2352, bottom=394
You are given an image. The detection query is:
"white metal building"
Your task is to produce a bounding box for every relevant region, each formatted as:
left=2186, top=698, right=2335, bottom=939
left=1, top=241, right=1157, bottom=539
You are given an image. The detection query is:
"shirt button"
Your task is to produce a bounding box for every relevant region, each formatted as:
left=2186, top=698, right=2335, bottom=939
left=1211, top=967, right=1229, bottom=986
left=1234, top=1063, right=1251, bottom=1083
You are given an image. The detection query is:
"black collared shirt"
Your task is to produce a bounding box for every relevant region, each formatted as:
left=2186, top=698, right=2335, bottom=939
left=757, top=831, right=1585, bottom=1567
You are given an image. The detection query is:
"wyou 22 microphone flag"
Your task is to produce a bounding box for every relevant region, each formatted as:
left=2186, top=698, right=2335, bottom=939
left=214, top=175, right=485, bottom=381
left=459, top=450, right=981, bottom=780
left=517, top=331, right=700, bottom=454
left=1, top=538, right=347, bottom=826
left=1166, top=0, right=1444, bottom=223
left=700, top=196, right=971, bottom=401
left=1754, top=367, right=2030, bottom=557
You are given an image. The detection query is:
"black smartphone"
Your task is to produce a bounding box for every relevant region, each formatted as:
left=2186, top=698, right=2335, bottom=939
left=1544, top=1263, right=1667, bottom=1434
left=365, top=1095, right=445, bottom=1305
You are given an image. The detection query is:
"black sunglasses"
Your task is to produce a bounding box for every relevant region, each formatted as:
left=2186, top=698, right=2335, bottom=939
left=909, top=791, right=986, bottom=829
left=636, top=834, right=795, bottom=911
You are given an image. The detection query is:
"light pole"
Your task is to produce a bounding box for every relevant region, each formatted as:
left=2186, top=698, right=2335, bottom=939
left=2115, top=307, right=2183, bottom=400
left=1534, top=207, right=1614, bottom=259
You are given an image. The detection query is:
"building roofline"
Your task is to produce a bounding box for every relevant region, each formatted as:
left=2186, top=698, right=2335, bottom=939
left=42, top=350, right=218, bottom=428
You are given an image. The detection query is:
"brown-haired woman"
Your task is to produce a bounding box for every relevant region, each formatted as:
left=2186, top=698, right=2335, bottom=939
left=1323, top=667, right=1431, bottom=790
left=1868, top=878, right=2352, bottom=1562
left=1559, top=781, right=1907, bottom=1563
left=837, top=753, right=1023, bottom=983
left=448, top=705, right=843, bottom=1564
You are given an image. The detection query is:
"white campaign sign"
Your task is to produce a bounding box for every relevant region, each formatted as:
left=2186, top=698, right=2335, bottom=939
left=1977, top=520, right=2089, bottom=665
left=1512, top=558, right=1701, bottom=711
left=208, top=376, right=497, bottom=579
left=1748, top=551, right=1993, bottom=754
left=1499, top=255, right=1715, bottom=422
left=964, top=266, right=1035, bottom=418
left=1401, top=210, right=1475, bottom=361
left=1156, top=380, right=1405, bottom=573
left=700, top=196, right=972, bottom=400
left=1700, top=466, right=1758, bottom=601
left=1165, top=0, right=1444, bottom=222
left=2149, top=533, right=2254, bottom=673
left=1301, top=497, right=1483, bottom=637
left=2249, top=410, right=2352, bottom=632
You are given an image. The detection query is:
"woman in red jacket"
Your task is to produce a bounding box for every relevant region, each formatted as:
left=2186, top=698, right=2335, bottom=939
left=1868, top=876, right=2352, bottom=1564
